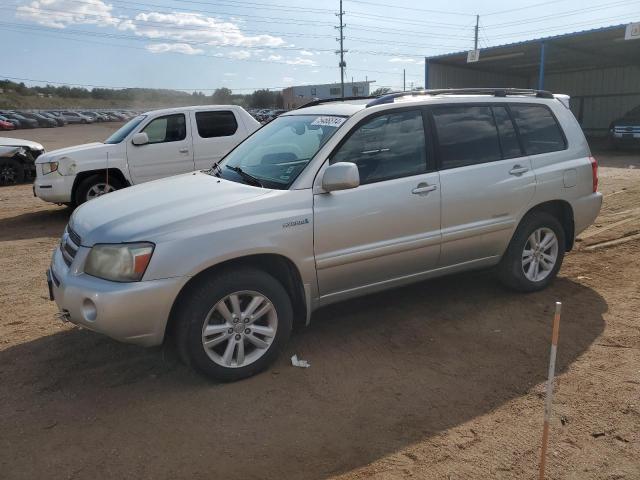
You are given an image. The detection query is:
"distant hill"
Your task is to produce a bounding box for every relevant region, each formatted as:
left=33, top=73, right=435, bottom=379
left=0, top=80, right=283, bottom=110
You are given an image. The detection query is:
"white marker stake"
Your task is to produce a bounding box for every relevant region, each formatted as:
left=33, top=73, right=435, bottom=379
left=538, top=301, right=562, bottom=480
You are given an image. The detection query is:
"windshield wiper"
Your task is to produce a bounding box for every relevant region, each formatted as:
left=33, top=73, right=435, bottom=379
left=226, top=165, right=263, bottom=187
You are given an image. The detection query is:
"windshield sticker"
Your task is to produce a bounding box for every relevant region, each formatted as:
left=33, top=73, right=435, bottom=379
left=311, top=116, right=346, bottom=128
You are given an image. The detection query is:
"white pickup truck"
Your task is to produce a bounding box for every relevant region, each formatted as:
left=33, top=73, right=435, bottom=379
left=34, top=105, right=260, bottom=205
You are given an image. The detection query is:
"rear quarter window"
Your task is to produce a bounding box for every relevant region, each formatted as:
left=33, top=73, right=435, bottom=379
left=510, top=104, right=566, bottom=155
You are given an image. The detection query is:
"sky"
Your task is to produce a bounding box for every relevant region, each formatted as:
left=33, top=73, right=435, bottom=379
left=2, top=0, right=639, bottom=94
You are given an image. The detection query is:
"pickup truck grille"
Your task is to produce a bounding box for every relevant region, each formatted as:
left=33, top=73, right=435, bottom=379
left=60, top=226, right=81, bottom=267
left=613, top=125, right=640, bottom=134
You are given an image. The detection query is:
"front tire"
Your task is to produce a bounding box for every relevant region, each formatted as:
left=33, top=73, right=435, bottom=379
left=175, top=268, right=293, bottom=382
left=0, top=159, right=25, bottom=185
left=75, top=174, right=122, bottom=205
left=498, top=212, right=566, bottom=292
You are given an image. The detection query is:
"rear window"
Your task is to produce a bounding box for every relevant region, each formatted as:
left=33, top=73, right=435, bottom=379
left=510, top=105, right=566, bottom=155
left=196, top=111, right=238, bottom=138
left=432, top=105, right=502, bottom=169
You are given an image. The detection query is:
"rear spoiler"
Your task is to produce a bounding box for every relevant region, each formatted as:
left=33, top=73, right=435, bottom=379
left=554, top=94, right=571, bottom=109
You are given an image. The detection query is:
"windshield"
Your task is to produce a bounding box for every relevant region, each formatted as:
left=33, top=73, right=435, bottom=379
left=104, top=115, right=147, bottom=144
left=217, top=114, right=346, bottom=189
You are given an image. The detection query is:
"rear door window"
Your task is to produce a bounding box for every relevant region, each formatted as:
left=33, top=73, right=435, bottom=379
left=492, top=106, right=522, bottom=159
left=195, top=111, right=238, bottom=138
left=509, top=105, right=566, bottom=155
left=431, top=105, right=502, bottom=169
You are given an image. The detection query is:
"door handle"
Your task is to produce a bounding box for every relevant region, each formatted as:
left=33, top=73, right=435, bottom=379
left=412, top=183, right=437, bottom=195
left=509, top=165, right=529, bottom=176
left=179, top=148, right=189, bottom=154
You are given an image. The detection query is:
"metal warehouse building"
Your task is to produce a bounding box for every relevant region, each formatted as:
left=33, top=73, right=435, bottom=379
left=424, top=24, right=640, bottom=136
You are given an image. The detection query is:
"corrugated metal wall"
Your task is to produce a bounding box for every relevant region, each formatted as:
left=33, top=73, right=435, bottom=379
left=427, top=63, right=640, bottom=136
left=427, top=63, right=527, bottom=89
left=531, top=65, right=640, bottom=134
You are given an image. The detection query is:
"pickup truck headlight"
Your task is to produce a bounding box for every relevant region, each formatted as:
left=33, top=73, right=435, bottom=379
left=41, top=161, right=58, bottom=175
left=85, top=243, right=154, bottom=282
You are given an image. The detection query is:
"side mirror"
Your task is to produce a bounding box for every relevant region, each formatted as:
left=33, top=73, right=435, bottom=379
left=322, top=162, right=360, bottom=192
left=132, top=132, right=149, bottom=146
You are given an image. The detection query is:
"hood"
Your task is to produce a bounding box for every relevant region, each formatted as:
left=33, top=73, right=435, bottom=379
left=0, top=137, right=44, bottom=151
left=71, top=172, right=271, bottom=246
left=36, top=142, right=113, bottom=164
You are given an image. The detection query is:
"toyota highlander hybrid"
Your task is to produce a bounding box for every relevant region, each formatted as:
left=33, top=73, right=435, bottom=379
left=47, top=89, right=602, bottom=381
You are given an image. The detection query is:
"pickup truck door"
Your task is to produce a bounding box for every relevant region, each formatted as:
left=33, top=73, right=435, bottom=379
left=190, top=109, right=248, bottom=171
left=313, top=108, right=441, bottom=300
left=126, top=112, right=195, bottom=184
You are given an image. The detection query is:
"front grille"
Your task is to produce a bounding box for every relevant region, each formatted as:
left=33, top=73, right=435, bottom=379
left=60, top=226, right=81, bottom=267
left=613, top=125, right=640, bottom=134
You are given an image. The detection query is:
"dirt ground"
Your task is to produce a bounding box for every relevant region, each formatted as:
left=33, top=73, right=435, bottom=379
left=0, top=125, right=638, bottom=480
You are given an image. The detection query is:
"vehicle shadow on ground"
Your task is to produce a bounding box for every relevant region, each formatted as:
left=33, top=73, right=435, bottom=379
left=0, top=206, right=69, bottom=242
left=0, top=272, right=606, bottom=480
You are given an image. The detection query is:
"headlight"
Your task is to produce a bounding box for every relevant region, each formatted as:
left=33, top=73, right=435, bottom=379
left=41, top=161, right=58, bottom=175
left=84, top=243, right=154, bottom=282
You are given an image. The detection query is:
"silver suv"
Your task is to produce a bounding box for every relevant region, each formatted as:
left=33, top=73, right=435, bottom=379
left=47, top=89, right=602, bottom=381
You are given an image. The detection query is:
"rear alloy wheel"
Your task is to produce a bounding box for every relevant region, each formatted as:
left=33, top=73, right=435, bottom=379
left=0, top=159, right=25, bottom=185
left=176, top=268, right=293, bottom=382
left=498, top=212, right=566, bottom=292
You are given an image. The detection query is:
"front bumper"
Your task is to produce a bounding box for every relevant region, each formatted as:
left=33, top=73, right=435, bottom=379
left=49, top=245, right=187, bottom=347
left=34, top=171, right=74, bottom=203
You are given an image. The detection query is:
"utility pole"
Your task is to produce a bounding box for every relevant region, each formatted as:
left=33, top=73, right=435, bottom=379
left=474, top=14, right=479, bottom=50
left=403, top=69, right=406, bottom=91
left=335, top=0, right=346, bottom=99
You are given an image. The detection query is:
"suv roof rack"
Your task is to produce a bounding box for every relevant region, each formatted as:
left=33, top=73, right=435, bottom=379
left=366, top=88, right=554, bottom=107
left=295, top=95, right=378, bottom=109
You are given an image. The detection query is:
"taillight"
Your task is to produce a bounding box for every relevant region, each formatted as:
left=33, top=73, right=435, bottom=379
left=589, top=156, right=598, bottom=193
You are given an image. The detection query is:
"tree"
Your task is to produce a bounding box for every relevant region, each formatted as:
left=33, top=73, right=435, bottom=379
left=212, top=87, right=233, bottom=104
left=371, top=87, right=392, bottom=96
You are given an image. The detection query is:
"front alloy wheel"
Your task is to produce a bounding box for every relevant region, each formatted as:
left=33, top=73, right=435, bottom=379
left=86, top=182, right=116, bottom=200
left=176, top=268, right=293, bottom=381
left=202, top=291, right=278, bottom=368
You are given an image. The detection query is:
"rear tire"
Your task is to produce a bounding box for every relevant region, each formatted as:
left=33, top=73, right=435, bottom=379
left=175, top=268, right=293, bottom=382
left=498, top=212, right=566, bottom=292
left=75, top=174, right=122, bottom=205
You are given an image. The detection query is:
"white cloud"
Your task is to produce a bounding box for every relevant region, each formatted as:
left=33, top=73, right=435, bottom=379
left=133, top=12, right=285, bottom=48
left=282, top=76, right=295, bottom=84
left=285, top=57, right=317, bottom=66
left=266, top=54, right=283, bottom=61
left=223, top=72, right=237, bottom=77
left=389, top=57, right=419, bottom=64
left=17, top=0, right=128, bottom=29
left=227, top=50, right=251, bottom=59
left=146, top=43, right=204, bottom=55
left=299, top=50, right=314, bottom=56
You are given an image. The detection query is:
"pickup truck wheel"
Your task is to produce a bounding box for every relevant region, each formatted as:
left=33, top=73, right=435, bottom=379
left=0, top=159, right=25, bottom=185
left=75, top=174, right=122, bottom=205
left=498, top=212, right=565, bottom=292
left=176, top=268, right=293, bottom=382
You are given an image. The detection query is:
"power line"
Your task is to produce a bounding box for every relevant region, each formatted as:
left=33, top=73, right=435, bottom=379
left=345, top=0, right=474, bottom=17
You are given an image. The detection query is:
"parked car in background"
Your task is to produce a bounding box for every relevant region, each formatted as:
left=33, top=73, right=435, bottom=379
left=34, top=105, right=260, bottom=205
left=0, top=116, right=16, bottom=130
left=609, top=105, right=640, bottom=149
left=2, top=112, right=38, bottom=128
left=46, top=89, right=601, bottom=381
left=59, top=111, right=94, bottom=124
left=21, top=112, right=58, bottom=128
left=0, top=114, right=20, bottom=129
left=0, top=137, right=45, bottom=184
left=41, top=112, right=67, bottom=126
